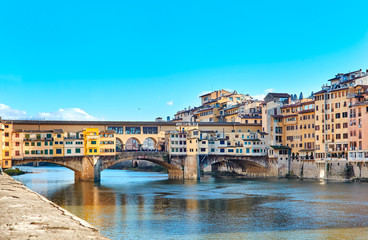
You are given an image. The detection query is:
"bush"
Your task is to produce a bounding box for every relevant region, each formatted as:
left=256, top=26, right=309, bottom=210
left=4, top=168, right=26, bottom=176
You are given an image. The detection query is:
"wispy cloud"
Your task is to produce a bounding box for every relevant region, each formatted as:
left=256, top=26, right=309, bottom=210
left=252, top=88, right=275, bottom=100
left=265, top=88, right=275, bottom=93
left=0, top=103, right=97, bottom=120
left=166, top=100, right=173, bottom=106
left=0, top=104, right=27, bottom=119
left=32, top=108, right=97, bottom=120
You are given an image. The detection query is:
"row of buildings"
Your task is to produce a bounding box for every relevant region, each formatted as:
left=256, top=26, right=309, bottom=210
left=2, top=68, right=368, bottom=173
left=0, top=124, right=116, bottom=169
left=171, top=69, right=368, bottom=164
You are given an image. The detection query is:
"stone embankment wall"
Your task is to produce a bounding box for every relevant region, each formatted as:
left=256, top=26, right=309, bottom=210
left=0, top=174, right=108, bottom=240
left=289, top=160, right=368, bottom=180
left=210, top=158, right=368, bottom=180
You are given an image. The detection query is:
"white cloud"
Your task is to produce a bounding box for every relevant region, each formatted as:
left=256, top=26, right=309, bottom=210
left=265, top=88, right=275, bottom=93
left=252, top=88, right=275, bottom=101
left=166, top=100, right=173, bottom=106
left=0, top=104, right=97, bottom=121
left=32, top=108, right=97, bottom=120
left=0, top=104, right=27, bottom=119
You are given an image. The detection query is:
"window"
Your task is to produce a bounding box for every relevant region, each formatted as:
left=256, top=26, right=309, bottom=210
left=37, top=142, right=41, bottom=146
left=57, top=134, right=61, bottom=138
left=94, top=149, right=97, bottom=153
left=45, top=150, right=48, bottom=154
left=108, top=126, right=124, bottom=134
left=228, top=149, right=234, bottom=153
left=47, top=134, right=52, bottom=138
left=45, top=142, right=48, bottom=146
left=76, top=148, right=81, bottom=154
left=67, top=149, right=72, bottom=154
left=25, top=150, right=29, bottom=155
left=143, top=127, right=158, bottom=134
left=31, top=142, right=35, bottom=146
left=91, top=141, right=97, bottom=145
left=49, top=150, right=53, bottom=155
left=125, top=127, right=141, bottom=134
left=56, top=149, right=62, bottom=154
left=220, top=149, right=225, bottom=153
left=25, top=142, right=29, bottom=146
left=342, top=112, right=348, bottom=118
left=5, top=133, right=9, bottom=137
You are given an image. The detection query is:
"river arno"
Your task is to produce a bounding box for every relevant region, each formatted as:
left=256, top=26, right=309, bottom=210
left=12, top=166, right=368, bottom=239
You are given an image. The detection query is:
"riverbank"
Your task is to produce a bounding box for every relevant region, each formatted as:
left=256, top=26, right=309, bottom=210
left=0, top=173, right=108, bottom=240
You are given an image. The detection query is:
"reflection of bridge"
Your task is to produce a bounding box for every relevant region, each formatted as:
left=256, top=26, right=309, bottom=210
left=12, top=151, right=277, bottom=182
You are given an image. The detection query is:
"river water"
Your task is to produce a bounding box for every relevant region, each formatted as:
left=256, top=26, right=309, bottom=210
left=12, top=166, right=368, bottom=239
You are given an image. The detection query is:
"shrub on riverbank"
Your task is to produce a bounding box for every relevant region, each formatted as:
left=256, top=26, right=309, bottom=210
left=4, top=168, right=26, bottom=176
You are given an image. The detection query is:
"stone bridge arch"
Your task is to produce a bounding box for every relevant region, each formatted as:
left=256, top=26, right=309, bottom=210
left=11, top=157, right=95, bottom=181
left=98, top=152, right=183, bottom=179
left=12, top=159, right=81, bottom=172
left=199, top=155, right=274, bottom=177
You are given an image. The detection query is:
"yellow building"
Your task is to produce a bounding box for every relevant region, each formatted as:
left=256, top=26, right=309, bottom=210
left=0, top=120, right=4, bottom=169
left=83, top=128, right=100, bottom=155
left=22, top=130, right=55, bottom=158
left=53, top=129, right=65, bottom=157
left=2, top=121, right=13, bottom=169
left=199, top=89, right=232, bottom=105
left=281, top=99, right=315, bottom=160
left=100, top=130, right=116, bottom=156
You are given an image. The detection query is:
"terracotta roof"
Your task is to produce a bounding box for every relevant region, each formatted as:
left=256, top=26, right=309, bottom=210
left=271, top=145, right=291, bottom=150
left=314, top=90, right=326, bottom=95
left=299, top=109, right=315, bottom=114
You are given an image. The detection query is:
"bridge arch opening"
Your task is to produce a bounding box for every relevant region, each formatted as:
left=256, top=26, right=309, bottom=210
left=12, top=160, right=78, bottom=173
left=125, top=137, right=141, bottom=151
left=116, top=138, right=123, bottom=152
left=142, top=137, right=157, bottom=150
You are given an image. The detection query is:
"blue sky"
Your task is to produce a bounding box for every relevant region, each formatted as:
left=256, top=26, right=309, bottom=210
left=1, top=0, right=368, bottom=120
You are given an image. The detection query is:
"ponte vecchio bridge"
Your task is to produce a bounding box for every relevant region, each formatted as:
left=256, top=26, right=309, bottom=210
left=2, top=120, right=278, bottom=181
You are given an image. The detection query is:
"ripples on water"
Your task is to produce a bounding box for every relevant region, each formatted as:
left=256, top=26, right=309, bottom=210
left=13, top=166, right=368, bottom=240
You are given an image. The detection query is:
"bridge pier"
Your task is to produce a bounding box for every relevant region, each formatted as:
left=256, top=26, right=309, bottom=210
left=74, top=156, right=101, bottom=182
left=183, top=154, right=200, bottom=180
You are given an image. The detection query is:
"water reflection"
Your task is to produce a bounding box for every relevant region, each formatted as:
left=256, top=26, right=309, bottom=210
left=13, top=166, right=368, bottom=240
